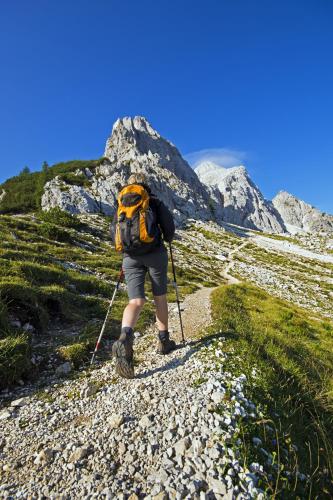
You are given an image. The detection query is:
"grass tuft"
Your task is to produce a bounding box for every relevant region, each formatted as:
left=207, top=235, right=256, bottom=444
left=0, top=334, right=31, bottom=388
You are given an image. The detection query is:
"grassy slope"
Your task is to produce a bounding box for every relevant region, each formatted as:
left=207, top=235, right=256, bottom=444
left=184, top=223, right=333, bottom=320
left=0, top=211, right=221, bottom=388
left=233, top=242, right=333, bottom=319
left=208, top=283, right=333, bottom=497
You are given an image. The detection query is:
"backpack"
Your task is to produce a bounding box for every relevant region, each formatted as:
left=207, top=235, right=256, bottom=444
left=113, top=184, right=159, bottom=254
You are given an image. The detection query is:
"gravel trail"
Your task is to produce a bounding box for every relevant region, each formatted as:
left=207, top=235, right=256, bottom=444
left=168, top=286, right=213, bottom=343
left=221, top=241, right=248, bottom=285
left=0, top=288, right=264, bottom=500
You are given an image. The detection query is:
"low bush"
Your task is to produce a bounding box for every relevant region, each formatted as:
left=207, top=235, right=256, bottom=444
left=59, top=172, right=91, bottom=187
left=0, top=298, right=9, bottom=338
left=37, top=222, right=72, bottom=242
left=57, top=343, right=88, bottom=367
left=0, top=279, right=49, bottom=332
left=38, top=207, right=81, bottom=229
left=0, top=334, right=31, bottom=388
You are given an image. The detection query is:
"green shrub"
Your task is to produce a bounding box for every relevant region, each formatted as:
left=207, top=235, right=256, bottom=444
left=0, top=298, right=9, bottom=338
left=0, top=334, right=31, bottom=388
left=0, top=172, right=41, bottom=213
left=39, top=284, right=105, bottom=321
left=57, top=343, right=88, bottom=367
left=69, top=272, right=113, bottom=297
left=37, top=222, right=71, bottom=242
left=0, top=279, right=49, bottom=331
left=19, top=261, right=67, bottom=286
left=59, top=172, right=91, bottom=187
left=38, top=207, right=81, bottom=229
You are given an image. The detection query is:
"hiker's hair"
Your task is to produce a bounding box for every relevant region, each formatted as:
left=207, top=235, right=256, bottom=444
left=128, top=172, right=147, bottom=185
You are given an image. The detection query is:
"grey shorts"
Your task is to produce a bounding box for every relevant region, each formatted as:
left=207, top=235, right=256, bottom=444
left=122, top=247, right=168, bottom=300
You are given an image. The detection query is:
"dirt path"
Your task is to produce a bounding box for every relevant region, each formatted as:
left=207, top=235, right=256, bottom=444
left=168, top=286, right=213, bottom=343
left=222, top=240, right=248, bottom=285
left=167, top=240, right=248, bottom=344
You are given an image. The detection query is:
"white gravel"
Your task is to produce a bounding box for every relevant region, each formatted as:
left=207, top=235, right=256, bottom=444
left=252, top=234, right=333, bottom=263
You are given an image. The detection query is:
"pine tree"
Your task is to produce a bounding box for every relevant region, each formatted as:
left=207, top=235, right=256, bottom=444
left=20, top=166, right=30, bottom=175
left=42, top=161, right=49, bottom=173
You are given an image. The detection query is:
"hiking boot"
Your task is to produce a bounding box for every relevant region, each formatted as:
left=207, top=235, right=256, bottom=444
left=112, top=327, right=134, bottom=379
left=157, top=330, right=176, bottom=355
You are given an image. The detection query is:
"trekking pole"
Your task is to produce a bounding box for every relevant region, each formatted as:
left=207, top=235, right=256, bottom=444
left=90, top=268, right=124, bottom=365
left=169, top=242, right=185, bottom=344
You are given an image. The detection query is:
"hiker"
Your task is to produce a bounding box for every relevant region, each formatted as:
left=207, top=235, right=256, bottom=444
left=111, top=172, right=177, bottom=379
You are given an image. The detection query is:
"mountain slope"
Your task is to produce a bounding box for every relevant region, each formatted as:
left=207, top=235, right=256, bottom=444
left=273, top=190, right=333, bottom=234
left=1, top=219, right=333, bottom=497
left=195, top=161, right=286, bottom=233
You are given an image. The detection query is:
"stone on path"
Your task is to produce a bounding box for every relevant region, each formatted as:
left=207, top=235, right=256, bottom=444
left=208, top=477, right=228, bottom=496
left=55, top=362, right=72, bottom=377
left=108, top=413, right=124, bottom=429
left=139, top=414, right=154, bottom=428
left=80, top=382, right=99, bottom=398
left=174, top=436, right=191, bottom=456
left=0, top=410, right=12, bottom=421
left=34, top=448, right=54, bottom=465
left=10, top=397, right=29, bottom=408
left=69, top=447, right=89, bottom=463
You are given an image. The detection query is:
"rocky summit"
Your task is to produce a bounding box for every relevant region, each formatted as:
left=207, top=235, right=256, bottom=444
left=272, top=190, right=333, bottom=234
left=195, top=161, right=286, bottom=233
left=42, top=117, right=212, bottom=224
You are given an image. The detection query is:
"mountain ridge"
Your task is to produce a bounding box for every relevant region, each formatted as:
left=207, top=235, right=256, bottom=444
left=195, top=160, right=286, bottom=233
left=41, top=116, right=212, bottom=225
left=273, top=190, right=333, bottom=234
left=1, top=116, right=332, bottom=235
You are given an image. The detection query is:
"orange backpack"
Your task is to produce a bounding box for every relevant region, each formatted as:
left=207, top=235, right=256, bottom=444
left=114, top=184, right=159, bottom=254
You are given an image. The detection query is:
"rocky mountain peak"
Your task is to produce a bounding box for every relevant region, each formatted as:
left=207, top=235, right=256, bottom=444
left=40, top=116, right=332, bottom=235
left=195, top=161, right=286, bottom=233
left=111, top=116, right=161, bottom=138
left=195, top=161, right=247, bottom=185
left=42, top=116, right=211, bottom=223
left=272, top=191, right=333, bottom=234
left=104, top=116, right=199, bottom=187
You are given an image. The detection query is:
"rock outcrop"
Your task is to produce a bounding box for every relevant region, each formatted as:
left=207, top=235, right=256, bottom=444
left=273, top=191, right=333, bottom=234
left=195, top=161, right=286, bottom=233
left=42, top=178, right=103, bottom=214
left=42, top=117, right=212, bottom=224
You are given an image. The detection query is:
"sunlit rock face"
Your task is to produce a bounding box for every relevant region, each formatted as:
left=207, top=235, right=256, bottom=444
left=42, top=116, right=213, bottom=224
left=272, top=191, right=333, bottom=234
left=195, top=161, right=286, bottom=233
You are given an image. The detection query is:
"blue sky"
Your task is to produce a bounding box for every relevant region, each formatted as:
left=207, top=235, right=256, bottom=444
left=1, top=0, right=332, bottom=213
